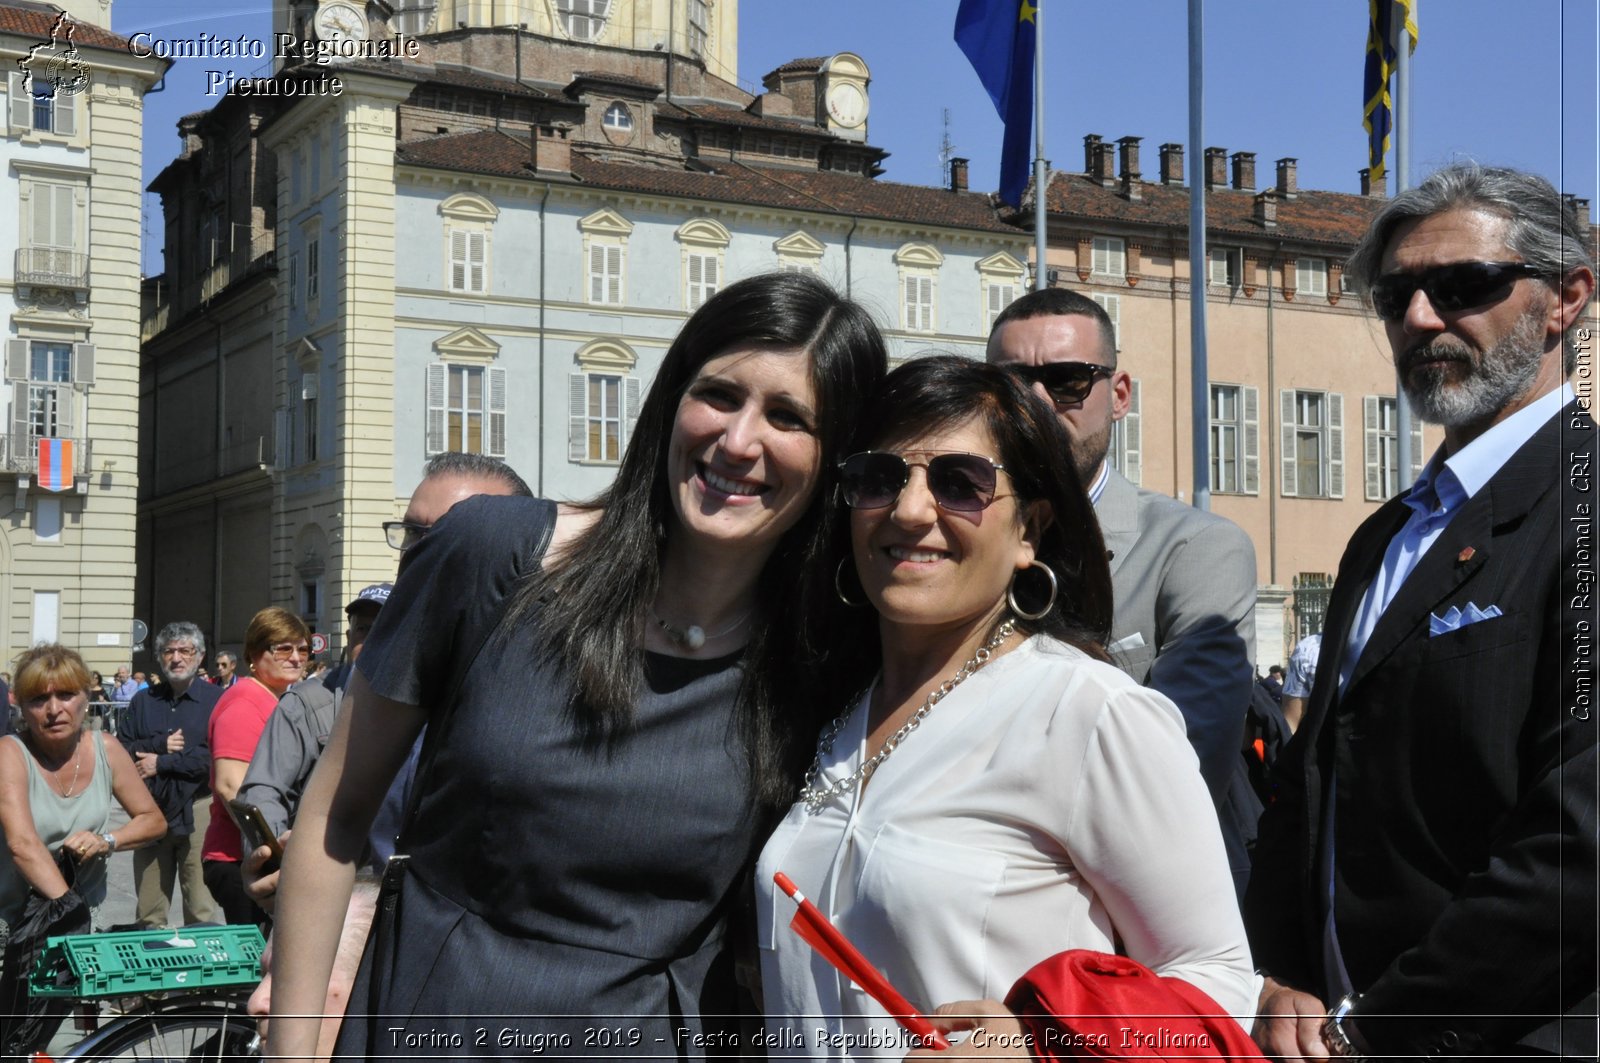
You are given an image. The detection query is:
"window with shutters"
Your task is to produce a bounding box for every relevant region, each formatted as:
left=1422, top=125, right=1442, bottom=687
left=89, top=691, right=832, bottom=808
left=16, top=175, right=87, bottom=290
left=1090, top=292, right=1121, bottom=350
left=440, top=193, right=496, bottom=295
left=305, top=236, right=321, bottom=304
left=569, top=340, right=640, bottom=464
left=1091, top=236, right=1126, bottom=279
left=677, top=218, right=729, bottom=312
left=6, top=339, right=92, bottom=470
left=425, top=363, right=506, bottom=458
left=1296, top=257, right=1328, bottom=296
left=555, top=0, right=611, bottom=41
left=1208, top=246, right=1242, bottom=289
left=1281, top=388, right=1344, bottom=499
left=7, top=71, right=78, bottom=139
left=894, top=242, right=943, bottom=333
left=775, top=230, right=825, bottom=275
left=581, top=208, right=633, bottom=306
left=1109, top=379, right=1141, bottom=486
left=976, top=252, right=1025, bottom=333
left=299, top=372, right=320, bottom=464
left=1209, top=384, right=1259, bottom=494
left=1365, top=395, right=1425, bottom=501
left=686, top=0, right=710, bottom=56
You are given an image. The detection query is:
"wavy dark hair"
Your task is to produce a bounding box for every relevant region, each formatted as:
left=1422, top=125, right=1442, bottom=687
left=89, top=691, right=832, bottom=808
left=835, top=355, right=1114, bottom=658
left=510, top=272, right=887, bottom=808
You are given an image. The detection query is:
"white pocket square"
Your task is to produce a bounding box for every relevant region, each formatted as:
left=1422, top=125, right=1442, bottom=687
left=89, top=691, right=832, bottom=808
left=1429, top=602, right=1503, bottom=637
left=1108, top=632, right=1146, bottom=654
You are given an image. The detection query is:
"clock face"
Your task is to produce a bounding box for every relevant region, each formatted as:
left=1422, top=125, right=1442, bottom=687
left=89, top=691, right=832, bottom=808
left=827, top=83, right=867, bottom=128
left=314, top=1, right=369, bottom=45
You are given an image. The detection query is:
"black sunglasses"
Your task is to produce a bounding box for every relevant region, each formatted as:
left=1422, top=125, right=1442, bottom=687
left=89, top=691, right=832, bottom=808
left=839, top=451, right=1007, bottom=513
left=1004, top=361, right=1115, bottom=405
left=1369, top=261, right=1550, bottom=322
left=382, top=520, right=429, bottom=552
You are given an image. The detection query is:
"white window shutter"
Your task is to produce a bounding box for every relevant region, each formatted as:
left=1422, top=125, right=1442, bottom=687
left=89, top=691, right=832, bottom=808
left=11, top=381, right=31, bottom=454
left=588, top=245, right=605, bottom=303
left=1409, top=416, right=1425, bottom=481
left=470, top=232, right=486, bottom=293
left=487, top=366, right=506, bottom=457
left=624, top=375, right=642, bottom=448
left=1363, top=396, right=1382, bottom=501
left=569, top=372, right=589, bottom=461
left=53, top=383, right=74, bottom=439
left=53, top=87, right=74, bottom=138
left=1123, top=380, right=1141, bottom=486
left=1280, top=389, right=1298, bottom=497
left=8, top=73, right=29, bottom=133
left=686, top=254, right=703, bottom=308
left=425, top=364, right=446, bottom=456
left=607, top=245, right=623, bottom=304
left=703, top=254, right=719, bottom=299
left=1242, top=385, right=1260, bottom=494
left=450, top=230, right=467, bottom=290
left=7, top=339, right=28, bottom=380
left=1328, top=392, right=1345, bottom=499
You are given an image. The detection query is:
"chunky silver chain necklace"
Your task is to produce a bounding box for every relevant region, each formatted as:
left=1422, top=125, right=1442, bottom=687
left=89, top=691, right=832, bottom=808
left=801, top=620, right=1016, bottom=814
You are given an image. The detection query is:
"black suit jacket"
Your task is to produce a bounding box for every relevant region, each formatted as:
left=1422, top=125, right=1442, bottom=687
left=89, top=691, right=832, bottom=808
left=1245, top=399, right=1598, bottom=1059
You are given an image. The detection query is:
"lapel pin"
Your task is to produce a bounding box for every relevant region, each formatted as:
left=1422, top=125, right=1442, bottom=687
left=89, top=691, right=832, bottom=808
left=1457, top=546, right=1476, bottom=564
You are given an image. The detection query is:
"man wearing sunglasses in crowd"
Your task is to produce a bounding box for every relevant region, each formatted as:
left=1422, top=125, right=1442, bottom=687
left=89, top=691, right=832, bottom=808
left=987, top=286, right=1261, bottom=895
left=240, top=451, right=532, bottom=915
left=1246, top=163, right=1597, bottom=1063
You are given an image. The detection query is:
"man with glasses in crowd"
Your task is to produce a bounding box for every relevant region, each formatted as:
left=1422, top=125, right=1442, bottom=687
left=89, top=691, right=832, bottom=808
left=987, top=288, right=1260, bottom=892
left=115, top=621, right=222, bottom=926
left=212, top=652, right=240, bottom=690
left=1246, top=163, right=1597, bottom=1062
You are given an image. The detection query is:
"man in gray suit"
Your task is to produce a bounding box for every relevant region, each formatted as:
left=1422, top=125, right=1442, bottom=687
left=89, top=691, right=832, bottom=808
left=989, top=289, right=1259, bottom=884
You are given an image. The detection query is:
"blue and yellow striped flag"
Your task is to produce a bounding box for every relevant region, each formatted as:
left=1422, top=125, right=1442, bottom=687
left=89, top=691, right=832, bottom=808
left=955, top=0, right=1039, bottom=207
left=1363, top=0, right=1417, bottom=184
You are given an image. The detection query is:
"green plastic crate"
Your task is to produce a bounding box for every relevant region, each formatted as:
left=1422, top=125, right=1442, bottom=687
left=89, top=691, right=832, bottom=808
left=29, top=925, right=266, bottom=999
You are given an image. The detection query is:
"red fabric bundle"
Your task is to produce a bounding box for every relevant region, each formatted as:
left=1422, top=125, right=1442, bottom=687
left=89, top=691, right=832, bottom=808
left=1004, top=950, right=1267, bottom=1060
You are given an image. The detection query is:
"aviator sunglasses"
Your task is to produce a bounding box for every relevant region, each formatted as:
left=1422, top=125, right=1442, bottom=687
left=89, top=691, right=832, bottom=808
left=1369, top=261, right=1550, bottom=322
left=1004, top=361, right=1115, bottom=406
left=838, top=451, right=1007, bottom=512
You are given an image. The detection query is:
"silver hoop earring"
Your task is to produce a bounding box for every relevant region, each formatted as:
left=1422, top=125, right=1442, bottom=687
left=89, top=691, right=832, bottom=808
left=1008, top=560, right=1058, bottom=621
left=835, top=557, right=868, bottom=608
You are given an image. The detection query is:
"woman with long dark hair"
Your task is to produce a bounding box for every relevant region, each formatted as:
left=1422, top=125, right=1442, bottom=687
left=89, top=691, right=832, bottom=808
left=757, top=357, right=1256, bottom=1057
left=267, top=272, right=886, bottom=1060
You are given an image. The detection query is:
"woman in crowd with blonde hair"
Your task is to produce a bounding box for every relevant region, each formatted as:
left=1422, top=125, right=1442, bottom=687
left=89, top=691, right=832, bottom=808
left=0, top=643, right=165, bottom=935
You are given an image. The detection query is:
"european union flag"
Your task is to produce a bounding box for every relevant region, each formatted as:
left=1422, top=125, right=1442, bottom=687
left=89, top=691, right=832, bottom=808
left=955, top=0, right=1038, bottom=207
left=1363, top=0, right=1416, bottom=183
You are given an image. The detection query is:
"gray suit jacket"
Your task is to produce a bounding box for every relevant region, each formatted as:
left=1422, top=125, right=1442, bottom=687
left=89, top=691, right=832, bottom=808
left=1095, top=467, right=1257, bottom=802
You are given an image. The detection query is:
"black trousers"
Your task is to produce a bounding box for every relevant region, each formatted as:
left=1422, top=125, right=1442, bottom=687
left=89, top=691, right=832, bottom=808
left=201, top=859, right=269, bottom=929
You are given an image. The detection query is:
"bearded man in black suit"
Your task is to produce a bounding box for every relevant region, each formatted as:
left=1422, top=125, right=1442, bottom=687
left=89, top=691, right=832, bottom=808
left=1246, top=163, right=1597, bottom=1061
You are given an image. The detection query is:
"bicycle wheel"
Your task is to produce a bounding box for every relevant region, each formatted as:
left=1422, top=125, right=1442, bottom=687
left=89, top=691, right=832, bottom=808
left=53, top=998, right=258, bottom=1061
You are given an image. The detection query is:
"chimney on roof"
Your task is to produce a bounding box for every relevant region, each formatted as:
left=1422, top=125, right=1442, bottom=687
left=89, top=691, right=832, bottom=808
left=1205, top=147, right=1227, bottom=190
left=1564, top=194, right=1591, bottom=232
left=1254, top=189, right=1278, bottom=228
left=1084, top=133, right=1103, bottom=175
left=950, top=157, right=969, bottom=193
left=1360, top=167, right=1386, bottom=197
left=530, top=123, right=571, bottom=175
left=1159, top=142, right=1184, bottom=185
left=1231, top=151, right=1256, bottom=192
left=1275, top=157, right=1298, bottom=199
left=1118, top=136, right=1142, bottom=200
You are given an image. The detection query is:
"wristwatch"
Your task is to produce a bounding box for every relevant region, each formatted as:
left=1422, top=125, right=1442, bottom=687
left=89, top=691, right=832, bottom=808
left=1323, top=994, right=1370, bottom=1060
left=101, top=832, right=116, bottom=853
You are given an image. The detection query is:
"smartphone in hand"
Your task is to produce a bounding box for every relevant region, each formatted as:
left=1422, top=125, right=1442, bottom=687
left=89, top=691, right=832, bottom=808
left=226, top=799, right=284, bottom=872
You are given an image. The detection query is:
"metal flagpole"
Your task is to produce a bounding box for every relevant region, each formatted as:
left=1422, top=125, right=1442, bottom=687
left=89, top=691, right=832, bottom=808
left=1393, top=0, right=1415, bottom=488
left=1033, top=0, right=1048, bottom=290
left=1187, top=0, right=1210, bottom=509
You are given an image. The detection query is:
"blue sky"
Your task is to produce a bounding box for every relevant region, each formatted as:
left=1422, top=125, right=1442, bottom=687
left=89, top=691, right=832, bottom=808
left=116, top=0, right=1598, bottom=276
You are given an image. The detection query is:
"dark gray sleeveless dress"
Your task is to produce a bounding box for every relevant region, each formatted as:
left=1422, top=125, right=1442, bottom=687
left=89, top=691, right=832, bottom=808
left=335, top=495, right=760, bottom=1060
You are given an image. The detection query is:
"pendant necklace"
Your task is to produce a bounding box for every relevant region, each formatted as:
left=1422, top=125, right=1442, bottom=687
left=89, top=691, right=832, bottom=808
left=654, top=606, right=754, bottom=651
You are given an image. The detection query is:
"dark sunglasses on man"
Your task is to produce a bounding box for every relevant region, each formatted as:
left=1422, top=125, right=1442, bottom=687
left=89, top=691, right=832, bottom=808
left=1368, top=260, right=1552, bottom=322
left=838, top=451, right=1007, bottom=513
left=1003, top=361, right=1115, bottom=406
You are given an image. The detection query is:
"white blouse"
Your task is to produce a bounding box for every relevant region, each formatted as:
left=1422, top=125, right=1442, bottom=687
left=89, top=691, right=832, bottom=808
left=756, top=636, right=1258, bottom=1059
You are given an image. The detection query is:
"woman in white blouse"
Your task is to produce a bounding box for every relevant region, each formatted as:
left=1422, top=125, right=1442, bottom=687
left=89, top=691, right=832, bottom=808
left=756, top=357, right=1257, bottom=1058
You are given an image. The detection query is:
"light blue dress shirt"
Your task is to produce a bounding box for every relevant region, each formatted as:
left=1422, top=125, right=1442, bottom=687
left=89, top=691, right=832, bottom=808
left=1336, top=383, right=1572, bottom=694
left=1086, top=461, right=1110, bottom=505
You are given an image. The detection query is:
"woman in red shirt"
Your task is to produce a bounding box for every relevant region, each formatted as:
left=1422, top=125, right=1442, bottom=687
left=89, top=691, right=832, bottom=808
left=202, top=607, right=309, bottom=925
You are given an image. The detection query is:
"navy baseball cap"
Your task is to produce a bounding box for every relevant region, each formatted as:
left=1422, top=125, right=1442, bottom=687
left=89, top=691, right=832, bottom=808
left=346, top=583, right=393, bottom=612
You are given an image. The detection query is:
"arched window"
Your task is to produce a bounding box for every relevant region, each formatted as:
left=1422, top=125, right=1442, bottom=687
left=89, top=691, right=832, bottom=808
left=602, top=102, right=633, bottom=131
left=555, top=0, right=611, bottom=41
